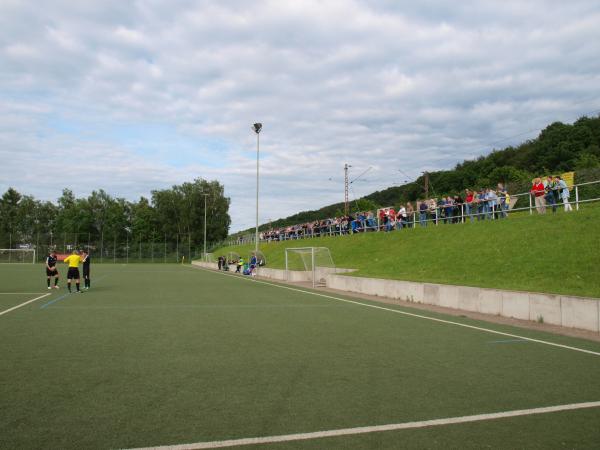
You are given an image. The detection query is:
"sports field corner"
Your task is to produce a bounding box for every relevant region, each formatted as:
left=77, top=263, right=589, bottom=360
left=1, top=263, right=600, bottom=449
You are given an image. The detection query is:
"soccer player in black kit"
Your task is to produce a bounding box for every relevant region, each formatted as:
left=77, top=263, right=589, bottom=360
left=45, top=250, right=60, bottom=289
left=81, top=250, right=91, bottom=290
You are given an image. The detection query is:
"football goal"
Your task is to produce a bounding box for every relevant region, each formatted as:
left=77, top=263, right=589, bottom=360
left=285, top=247, right=335, bottom=288
left=0, top=249, right=36, bottom=264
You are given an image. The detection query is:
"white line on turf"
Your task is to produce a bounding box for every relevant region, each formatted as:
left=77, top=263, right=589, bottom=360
left=191, top=266, right=600, bottom=357
left=0, top=292, right=47, bottom=295
left=0, top=293, right=51, bottom=317
left=127, top=400, right=600, bottom=450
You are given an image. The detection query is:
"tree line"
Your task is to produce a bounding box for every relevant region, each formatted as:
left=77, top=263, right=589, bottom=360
left=0, top=178, right=231, bottom=250
left=236, top=115, right=600, bottom=234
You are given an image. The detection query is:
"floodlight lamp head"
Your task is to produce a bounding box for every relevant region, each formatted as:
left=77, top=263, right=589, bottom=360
left=253, top=123, right=262, bottom=134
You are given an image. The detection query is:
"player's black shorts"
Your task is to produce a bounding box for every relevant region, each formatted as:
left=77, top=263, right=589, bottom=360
left=83, top=267, right=90, bottom=278
left=46, top=267, right=58, bottom=277
left=67, top=267, right=80, bottom=279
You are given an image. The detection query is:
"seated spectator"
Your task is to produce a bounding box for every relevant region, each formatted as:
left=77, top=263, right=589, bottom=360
left=386, top=207, right=395, bottom=232
left=366, top=211, right=376, bottom=231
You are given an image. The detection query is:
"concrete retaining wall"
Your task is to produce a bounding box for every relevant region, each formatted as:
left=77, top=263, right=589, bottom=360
left=192, top=261, right=599, bottom=333
left=328, top=274, right=600, bottom=333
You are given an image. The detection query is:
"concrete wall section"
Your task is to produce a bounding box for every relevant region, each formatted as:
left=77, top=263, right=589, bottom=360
left=325, top=273, right=599, bottom=333
left=529, top=293, right=562, bottom=326
left=476, top=289, right=502, bottom=315
left=561, top=296, right=600, bottom=332
left=501, top=291, right=530, bottom=321
left=458, top=286, right=484, bottom=314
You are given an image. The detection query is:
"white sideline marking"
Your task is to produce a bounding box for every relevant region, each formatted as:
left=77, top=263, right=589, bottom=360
left=0, top=293, right=51, bottom=317
left=191, top=266, right=600, bottom=357
left=127, top=400, right=600, bottom=450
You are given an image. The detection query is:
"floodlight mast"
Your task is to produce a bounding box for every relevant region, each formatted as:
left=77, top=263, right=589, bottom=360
left=253, top=123, right=262, bottom=258
left=344, top=164, right=351, bottom=216
left=202, top=193, right=209, bottom=261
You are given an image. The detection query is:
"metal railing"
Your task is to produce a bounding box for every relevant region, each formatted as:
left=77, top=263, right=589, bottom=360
left=227, top=179, right=600, bottom=245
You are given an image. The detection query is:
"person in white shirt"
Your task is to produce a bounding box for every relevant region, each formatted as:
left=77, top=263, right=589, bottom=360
left=557, top=176, right=572, bottom=212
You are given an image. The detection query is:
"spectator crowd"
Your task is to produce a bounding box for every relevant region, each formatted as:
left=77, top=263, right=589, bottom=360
left=236, top=176, right=573, bottom=244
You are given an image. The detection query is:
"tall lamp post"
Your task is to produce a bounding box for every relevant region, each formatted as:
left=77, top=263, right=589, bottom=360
left=253, top=123, right=262, bottom=258
left=202, top=193, right=209, bottom=261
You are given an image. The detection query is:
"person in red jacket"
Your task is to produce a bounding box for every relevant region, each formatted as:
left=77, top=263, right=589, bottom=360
left=530, top=177, right=546, bottom=214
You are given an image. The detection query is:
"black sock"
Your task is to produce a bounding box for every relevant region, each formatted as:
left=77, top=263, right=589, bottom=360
left=76, top=282, right=80, bottom=291
left=87, top=280, right=90, bottom=288
left=47, top=279, right=50, bottom=287
left=55, top=278, right=59, bottom=286
left=68, top=283, right=71, bottom=292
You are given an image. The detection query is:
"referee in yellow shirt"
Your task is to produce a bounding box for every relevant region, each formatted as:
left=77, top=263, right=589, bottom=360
left=63, top=250, right=83, bottom=293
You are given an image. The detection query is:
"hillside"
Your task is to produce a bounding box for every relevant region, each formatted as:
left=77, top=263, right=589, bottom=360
left=233, top=115, right=600, bottom=236
left=213, top=206, right=600, bottom=298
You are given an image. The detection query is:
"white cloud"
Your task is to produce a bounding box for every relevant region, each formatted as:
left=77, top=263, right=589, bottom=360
left=1, top=0, right=600, bottom=232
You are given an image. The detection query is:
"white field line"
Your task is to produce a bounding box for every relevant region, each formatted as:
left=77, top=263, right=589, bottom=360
left=0, top=292, right=47, bottom=295
left=127, top=400, right=600, bottom=450
left=0, top=293, right=51, bottom=317
left=190, top=266, right=600, bottom=357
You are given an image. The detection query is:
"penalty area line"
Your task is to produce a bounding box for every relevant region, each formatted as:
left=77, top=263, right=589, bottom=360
left=0, top=293, right=51, bottom=317
left=190, top=265, right=600, bottom=357
left=126, top=400, right=600, bottom=450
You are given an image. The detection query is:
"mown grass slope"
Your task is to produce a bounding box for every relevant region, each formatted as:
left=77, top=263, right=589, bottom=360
left=214, top=206, right=600, bottom=298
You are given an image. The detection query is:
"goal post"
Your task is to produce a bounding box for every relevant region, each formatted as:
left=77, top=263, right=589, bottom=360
left=0, top=249, right=36, bottom=264
left=285, top=247, right=335, bottom=288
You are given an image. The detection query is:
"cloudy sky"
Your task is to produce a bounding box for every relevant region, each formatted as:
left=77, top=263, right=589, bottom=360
left=1, top=1, right=599, bottom=231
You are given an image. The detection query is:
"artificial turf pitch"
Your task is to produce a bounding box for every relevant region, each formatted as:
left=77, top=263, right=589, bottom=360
left=1, top=264, right=599, bottom=449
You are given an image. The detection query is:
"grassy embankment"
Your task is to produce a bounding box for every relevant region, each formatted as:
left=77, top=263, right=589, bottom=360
left=214, top=206, right=600, bottom=298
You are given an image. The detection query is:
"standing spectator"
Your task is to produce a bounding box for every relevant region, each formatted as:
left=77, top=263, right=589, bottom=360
left=453, top=195, right=463, bottom=223
left=443, top=197, right=453, bottom=224
left=497, top=184, right=508, bottom=218
left=545, top=176, right=558, bottom=213
left=430, top=199, right=439, bottom=225
left=557, top=176, right=573, bottom=212
left=531, top=178, right=546, bottom=214
left=396, top=205, right=407, bottom=229
left=419, top=201, right=428, bottom=227
left=405, top=202, right=414, bottom=227
left=465, top=190, right=475, bottom=223
left=477, top=189, right=486, bottom=220
left=487, top=189, right=498, bottom=219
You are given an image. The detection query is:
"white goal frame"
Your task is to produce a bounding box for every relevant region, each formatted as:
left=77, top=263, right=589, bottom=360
left=284, top=247, right=334, bottom=288
left=0, top=249, right=36, bottom=264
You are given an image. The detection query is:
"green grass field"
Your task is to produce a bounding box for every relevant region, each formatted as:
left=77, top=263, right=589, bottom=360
left=214, top=206, right=600, bottom=298
left=1, top=263, right=600, bottom=449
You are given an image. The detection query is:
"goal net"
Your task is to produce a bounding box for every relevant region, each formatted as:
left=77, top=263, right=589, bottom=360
left=0, top=249, right=36, bottom=264
left=285, top=247, right=335, bottom=288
